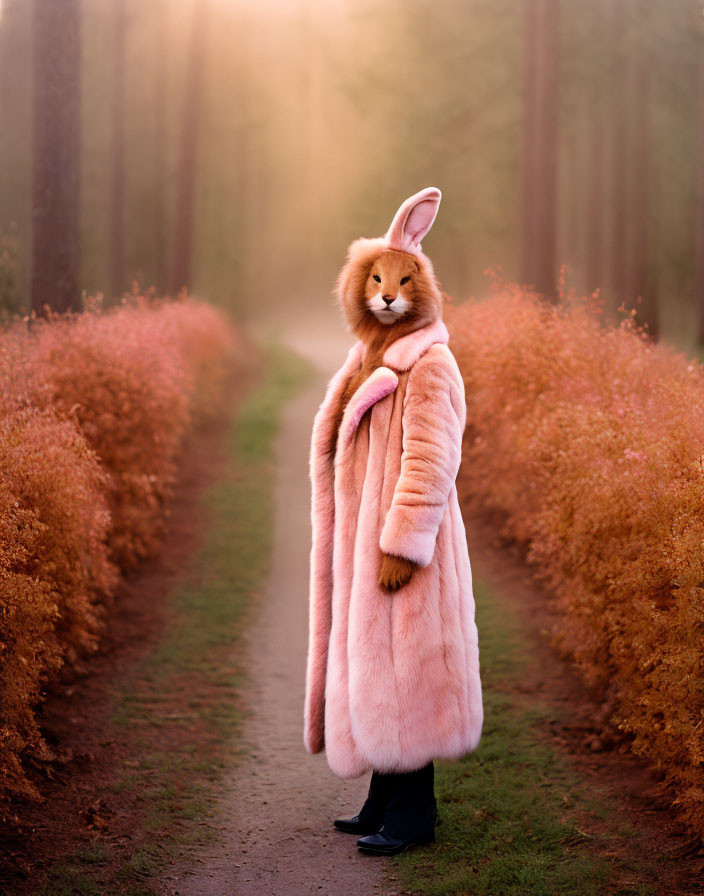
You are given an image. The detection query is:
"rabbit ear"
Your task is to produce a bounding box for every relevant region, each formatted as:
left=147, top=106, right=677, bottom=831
left=385, top=187, right=442, bottom=252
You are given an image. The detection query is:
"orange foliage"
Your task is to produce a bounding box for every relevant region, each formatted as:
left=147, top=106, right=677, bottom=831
left=448, top=278, right=704, bottom=838
left=0, top=408, right=115, bottom=805
left=28, top=298, right=191, bottom=567
left=0, top=294, right=239, bottom=819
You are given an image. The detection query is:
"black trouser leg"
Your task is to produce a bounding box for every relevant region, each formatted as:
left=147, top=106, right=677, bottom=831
left=357, top=769, right=394, bottom=825
left=381, top=760, right=437, bottom=840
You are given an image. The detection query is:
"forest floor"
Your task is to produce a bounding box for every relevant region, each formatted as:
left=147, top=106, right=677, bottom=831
left=1, top=306, right=704, bottom=896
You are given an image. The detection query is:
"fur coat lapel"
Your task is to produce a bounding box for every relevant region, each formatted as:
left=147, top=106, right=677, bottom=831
left=379, top=315, right=449, bottom=371
left=334, top=317, right=450, bottom=451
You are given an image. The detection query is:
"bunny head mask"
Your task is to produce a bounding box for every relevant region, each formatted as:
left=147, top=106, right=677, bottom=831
left=335, top=187, right=445, bottom=338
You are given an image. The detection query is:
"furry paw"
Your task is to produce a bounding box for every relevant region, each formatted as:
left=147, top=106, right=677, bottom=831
left=378, top=552, right=418, bottom=592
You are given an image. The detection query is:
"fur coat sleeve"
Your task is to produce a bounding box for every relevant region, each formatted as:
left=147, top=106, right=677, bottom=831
left=379, top=350, right=466, bottom=568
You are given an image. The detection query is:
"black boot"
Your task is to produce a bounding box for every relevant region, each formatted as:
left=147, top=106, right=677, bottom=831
left=334, top=769, right=393, bottom=834
left=357, top=761, right=437, bottom=855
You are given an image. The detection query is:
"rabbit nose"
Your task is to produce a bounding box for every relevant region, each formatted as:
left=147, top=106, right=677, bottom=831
left=382, top=295, right=395, bottom=306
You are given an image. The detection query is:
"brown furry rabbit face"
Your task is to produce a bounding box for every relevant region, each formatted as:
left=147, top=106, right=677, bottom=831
left=365, top=250, right=420, bottom=324
left=335, top=238, right=443, bottom=339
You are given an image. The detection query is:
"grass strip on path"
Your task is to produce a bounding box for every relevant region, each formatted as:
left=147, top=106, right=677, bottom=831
left=35, top=338, right=315, bottom=896
left=388, top=577, right=660, bottom=896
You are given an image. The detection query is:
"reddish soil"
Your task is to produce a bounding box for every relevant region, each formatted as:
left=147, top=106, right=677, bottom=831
left=0, top=338, right=261, bottom=895
left=461, top=499, right=704, bottom=896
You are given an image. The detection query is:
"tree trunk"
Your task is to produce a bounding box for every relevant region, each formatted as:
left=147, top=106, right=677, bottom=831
left=520, top=0, right=560, bottom=299
left=31, top=0, right=81, bottom=314
left=154, top=0, right=168, bottom=293
left=520, top=0, right=538, bottom=290
left=695, top=39, right=704, bottom=344
left=169, top=0, right=209, bottom=296
left=585, top=115, right=604, bottom=294
left=108, top=0, right=126, bottom=301
left=628, top=49, right=657, bottom=338
left=585, top=0, right=608, bottom=296
left=608, top=0, right=629, bottom=310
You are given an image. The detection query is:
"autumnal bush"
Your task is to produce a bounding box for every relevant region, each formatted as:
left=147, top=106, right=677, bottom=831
left=0, top=294, right=239, bottom=819
left=448, top=279, right=704, bottom=838
left=20, top=293, right=239, bottom=566
left=28, top=301, right=191, bottom=567
left=154, top=298, right=239, bottom=424
left=0, top=407, right=116, bottom=807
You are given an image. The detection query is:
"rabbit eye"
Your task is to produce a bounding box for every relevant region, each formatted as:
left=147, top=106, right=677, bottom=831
left=400, top=276, right=411, bottom=285
left=373, top=274, right=381, bottom=283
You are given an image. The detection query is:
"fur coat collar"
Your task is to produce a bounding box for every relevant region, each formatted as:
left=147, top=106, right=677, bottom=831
left=336, top=317, right=449, bottom=452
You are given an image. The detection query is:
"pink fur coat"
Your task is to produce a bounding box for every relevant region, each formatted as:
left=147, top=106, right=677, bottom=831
left=303, top=315, right=483, bottom=778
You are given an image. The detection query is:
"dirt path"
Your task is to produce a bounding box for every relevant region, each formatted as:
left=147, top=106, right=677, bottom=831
left=160, top=308, right=396, bottom=896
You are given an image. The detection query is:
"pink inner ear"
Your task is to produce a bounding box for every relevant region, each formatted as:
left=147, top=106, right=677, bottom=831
left=385, top=187, right=442, bottom=252
left=404, top=199, right=439, bottom=246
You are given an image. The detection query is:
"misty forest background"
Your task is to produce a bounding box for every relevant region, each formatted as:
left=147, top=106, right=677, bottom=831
left=1, top=0, right=704, bottom=350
